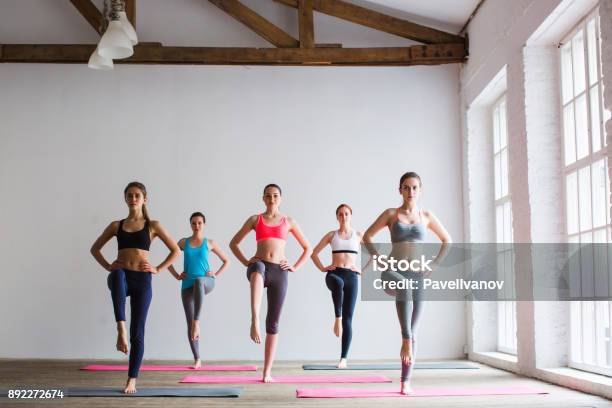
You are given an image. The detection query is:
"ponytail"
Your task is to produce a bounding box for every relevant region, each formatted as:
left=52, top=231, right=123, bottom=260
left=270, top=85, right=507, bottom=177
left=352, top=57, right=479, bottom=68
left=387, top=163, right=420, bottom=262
left=142, top=203, right=150, bottom=222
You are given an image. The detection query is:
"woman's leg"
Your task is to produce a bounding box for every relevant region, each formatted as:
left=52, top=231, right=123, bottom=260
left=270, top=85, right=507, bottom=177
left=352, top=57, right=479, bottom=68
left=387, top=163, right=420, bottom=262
left=181, top=286, right=199, bottom=362
left=107, top=269, right=128, bottom=354
left=125, top=271, right=152, bottom=393
left=325, top=271, right=344, bottom=337
left=400, top=275, right=424, bottom=392
left=247, top=262, right=266, bottom=344
left=262, top=264, right=288, bottom=382
left=340, top=271, right=358, bottom=361
left=190, top=276, right=215, bottom=364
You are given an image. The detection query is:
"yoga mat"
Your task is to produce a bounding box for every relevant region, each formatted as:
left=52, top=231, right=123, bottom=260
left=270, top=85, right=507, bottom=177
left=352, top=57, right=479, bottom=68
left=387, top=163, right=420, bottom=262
left=180, top=374, right=392, bottom=384
left=81, top=364, right=257, bottom=372
left=296, top=385, right=548, bottom=398
left=0, top=388, right=242, bottom=398
left=303, top=362, right=479, bottom=370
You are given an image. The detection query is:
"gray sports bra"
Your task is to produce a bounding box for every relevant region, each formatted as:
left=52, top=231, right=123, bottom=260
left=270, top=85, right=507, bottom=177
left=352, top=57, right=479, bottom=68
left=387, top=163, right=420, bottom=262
left=390, top=208, right=426, bottom=243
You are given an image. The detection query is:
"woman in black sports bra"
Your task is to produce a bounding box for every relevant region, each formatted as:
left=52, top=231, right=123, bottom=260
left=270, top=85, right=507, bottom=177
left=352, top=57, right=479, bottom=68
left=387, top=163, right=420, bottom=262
left=90, top=181, right=180, bottom=394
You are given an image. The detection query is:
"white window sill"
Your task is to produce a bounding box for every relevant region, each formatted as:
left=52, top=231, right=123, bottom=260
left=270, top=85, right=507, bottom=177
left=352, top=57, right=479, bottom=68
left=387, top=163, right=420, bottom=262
left=472, top=351, right=518, bottom=363
left=469, top=351, right=519, bottom=373
left=539, top=367, right=612, bottom=387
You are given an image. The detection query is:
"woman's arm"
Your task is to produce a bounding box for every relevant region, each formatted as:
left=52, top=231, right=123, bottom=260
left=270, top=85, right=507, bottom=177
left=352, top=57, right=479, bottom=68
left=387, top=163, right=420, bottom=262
left=141, top=221, right=180, bottom=273
left=284, top=217, right=312, bottom=272
left=90, top=221, right=119, bottom=271
left=363, top=209, right=393, bottom=256
left=425, top=210, right=452, bottom=268
left=208, top=239, right=231, bottom=277
left=311, top=231, right=334, bottom=272
left=356, top=230, right=371, bottom=271
left=229, top=215, right=258, bottom=267
left=168, top=238, right=185, bottom=280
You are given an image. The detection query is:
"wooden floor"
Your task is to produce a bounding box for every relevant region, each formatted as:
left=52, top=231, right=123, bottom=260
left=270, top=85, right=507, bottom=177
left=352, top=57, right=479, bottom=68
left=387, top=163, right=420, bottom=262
left=1, top=359, right=610, bottom=407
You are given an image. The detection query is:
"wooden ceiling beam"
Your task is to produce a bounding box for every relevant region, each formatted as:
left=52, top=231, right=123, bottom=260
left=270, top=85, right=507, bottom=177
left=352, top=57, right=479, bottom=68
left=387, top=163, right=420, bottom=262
left=124, top=0, right=136, bottom=27
left=274, top=0, right=465, bottom=45
left=69, top=0, right=103, bottom=35
left=208, top=0, right=299, bottom=48
left=0, top=43, right=466, bottom=66
left=298, top=0, right=315, bottom=48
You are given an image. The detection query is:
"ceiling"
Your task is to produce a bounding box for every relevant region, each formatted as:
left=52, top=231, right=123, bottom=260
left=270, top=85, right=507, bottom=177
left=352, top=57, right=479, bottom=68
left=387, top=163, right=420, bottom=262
left=354, top=0, right=481, bottom=32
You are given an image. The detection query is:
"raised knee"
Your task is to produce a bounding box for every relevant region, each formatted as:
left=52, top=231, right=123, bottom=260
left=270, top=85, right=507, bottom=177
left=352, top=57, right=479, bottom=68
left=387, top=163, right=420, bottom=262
left=247, top=262, right=265, bottom=281
left=325, top=274, right=342, bottom=288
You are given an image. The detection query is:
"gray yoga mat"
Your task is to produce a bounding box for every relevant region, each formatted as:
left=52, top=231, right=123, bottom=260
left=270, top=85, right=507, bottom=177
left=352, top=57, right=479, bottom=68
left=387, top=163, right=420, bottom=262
left=0, top=387, right=243, bottom=397
left=303, top=362, right=479, bottom=370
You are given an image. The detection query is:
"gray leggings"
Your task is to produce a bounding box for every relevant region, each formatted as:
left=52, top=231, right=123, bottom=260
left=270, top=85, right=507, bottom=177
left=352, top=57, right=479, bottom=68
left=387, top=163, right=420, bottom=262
left=382, top=270, right=424, bottom=382
left=246, top=261, right=288, bottom=335
left=181, top=276, right=215, bottom=360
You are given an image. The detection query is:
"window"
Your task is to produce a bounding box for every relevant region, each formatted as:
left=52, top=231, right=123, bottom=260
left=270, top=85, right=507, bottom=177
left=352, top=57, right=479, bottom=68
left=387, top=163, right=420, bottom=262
left=493, top=95, right=517, bottom=355
left=562, top=9, right=612, bottom=377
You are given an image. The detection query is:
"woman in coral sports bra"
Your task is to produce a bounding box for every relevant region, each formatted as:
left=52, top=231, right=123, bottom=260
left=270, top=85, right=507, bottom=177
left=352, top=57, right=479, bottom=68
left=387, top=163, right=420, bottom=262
left=230, top=183, right=312, bottom=382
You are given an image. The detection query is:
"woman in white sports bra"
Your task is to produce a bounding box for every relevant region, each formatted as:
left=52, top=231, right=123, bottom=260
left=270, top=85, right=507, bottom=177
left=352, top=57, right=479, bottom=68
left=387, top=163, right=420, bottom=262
left=311, top=204, right=363, bottom=368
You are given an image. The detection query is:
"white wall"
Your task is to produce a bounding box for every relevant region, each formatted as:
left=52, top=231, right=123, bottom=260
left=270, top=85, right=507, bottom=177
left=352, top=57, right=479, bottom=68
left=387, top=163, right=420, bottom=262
left=462, top=0, right=612, bottom=399
left=0, top=1, right=465, bottom=360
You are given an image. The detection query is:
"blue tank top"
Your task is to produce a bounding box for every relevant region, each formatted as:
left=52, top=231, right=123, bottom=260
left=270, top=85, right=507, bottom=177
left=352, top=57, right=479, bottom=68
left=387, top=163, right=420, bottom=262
left=390, top=209, right=426, bottom=243
left=182, top=237, right=210, bottom=289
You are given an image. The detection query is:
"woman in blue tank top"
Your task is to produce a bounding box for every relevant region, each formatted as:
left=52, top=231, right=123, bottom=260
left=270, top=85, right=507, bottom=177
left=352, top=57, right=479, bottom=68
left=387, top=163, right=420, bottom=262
left=168, top=212, right=230, bottom=369
left=364, top=172, right=452, bottom=395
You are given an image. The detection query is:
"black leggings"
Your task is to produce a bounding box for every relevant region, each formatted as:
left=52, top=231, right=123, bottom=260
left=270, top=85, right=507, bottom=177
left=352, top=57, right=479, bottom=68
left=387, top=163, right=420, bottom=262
left=325, top=268, right=359, bottom=359
left=107, top=269, right=152, bottom=379
left=246, top=261, right=288, bottom=334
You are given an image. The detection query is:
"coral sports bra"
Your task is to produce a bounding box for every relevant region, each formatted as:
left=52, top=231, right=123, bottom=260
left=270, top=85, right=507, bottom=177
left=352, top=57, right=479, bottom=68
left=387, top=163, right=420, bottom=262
left=255, top=214, right=290, bottom=242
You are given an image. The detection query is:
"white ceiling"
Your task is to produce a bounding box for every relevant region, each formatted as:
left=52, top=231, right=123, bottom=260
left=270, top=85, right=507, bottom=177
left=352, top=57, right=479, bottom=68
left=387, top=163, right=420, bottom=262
left=355, top=0, right=481, bottom=32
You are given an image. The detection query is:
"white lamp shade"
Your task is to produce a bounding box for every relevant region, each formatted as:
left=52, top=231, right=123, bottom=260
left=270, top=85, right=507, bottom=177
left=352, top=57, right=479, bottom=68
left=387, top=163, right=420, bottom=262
left=88, top=47, right=113, bottom=70
left=119, top=11, right=138, bottom=45
left=98, top=20, right=134, bottom=59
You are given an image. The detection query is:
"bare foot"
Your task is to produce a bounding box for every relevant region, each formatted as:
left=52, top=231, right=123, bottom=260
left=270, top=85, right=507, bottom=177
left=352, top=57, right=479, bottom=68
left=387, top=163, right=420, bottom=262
left=193, top=359, right=202, bottom=369
left=400, top=381, right=414, bottom=395
left=333, top=317, right=342, bottom=338
left=191, top=320, right=200, bottom=341
left=337, top=358, right=347, bottom=369
left=124, top=378, right=137, bottom=394
left=116, top=328, right=128, bottom=354
left=250, top=320, right=261, bottom=344
left=400, top=338, right=412, bottom=365
left=262, top=374, right=274, bottom=383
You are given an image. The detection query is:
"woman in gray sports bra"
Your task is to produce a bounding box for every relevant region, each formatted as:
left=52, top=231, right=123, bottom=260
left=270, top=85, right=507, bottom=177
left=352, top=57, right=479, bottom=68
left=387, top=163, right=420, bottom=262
left=364, top=171, right=452, bottom=395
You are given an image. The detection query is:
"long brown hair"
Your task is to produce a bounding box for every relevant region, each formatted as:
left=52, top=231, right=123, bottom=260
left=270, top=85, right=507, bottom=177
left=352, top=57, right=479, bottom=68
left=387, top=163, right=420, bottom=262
left=124, top=181, right=150, bottom=221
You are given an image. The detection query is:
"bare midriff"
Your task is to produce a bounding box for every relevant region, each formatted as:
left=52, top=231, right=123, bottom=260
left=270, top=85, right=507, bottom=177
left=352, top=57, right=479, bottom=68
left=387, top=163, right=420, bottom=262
left=332, top=253, right=359, bottom=271
left=255, top=238, right=287, bottom=264
left=116, top=248, right=149, bottom=272
left=390, top=242, right=424, bottom=265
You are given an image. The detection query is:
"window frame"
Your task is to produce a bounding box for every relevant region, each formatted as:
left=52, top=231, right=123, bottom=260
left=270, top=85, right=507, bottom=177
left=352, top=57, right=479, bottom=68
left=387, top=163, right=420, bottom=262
left=560, top=7, right=612, bottom=378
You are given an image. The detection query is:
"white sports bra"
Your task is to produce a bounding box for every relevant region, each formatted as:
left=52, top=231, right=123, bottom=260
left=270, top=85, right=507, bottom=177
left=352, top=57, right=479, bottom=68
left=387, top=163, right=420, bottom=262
left=331, top=230, right=360, bottom=254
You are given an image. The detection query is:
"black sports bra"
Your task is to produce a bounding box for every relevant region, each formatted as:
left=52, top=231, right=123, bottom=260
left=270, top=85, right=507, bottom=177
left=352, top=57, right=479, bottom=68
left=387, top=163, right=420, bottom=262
left=117, top=219, right=151, bottom=251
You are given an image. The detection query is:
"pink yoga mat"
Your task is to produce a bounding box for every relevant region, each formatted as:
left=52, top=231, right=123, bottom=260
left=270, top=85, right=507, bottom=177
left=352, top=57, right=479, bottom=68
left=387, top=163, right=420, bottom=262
left=180, top=375, right=391, bottom=384
left=81, top=364, right=257, bottom=372
left=296, top=385, right=549, bottom=398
